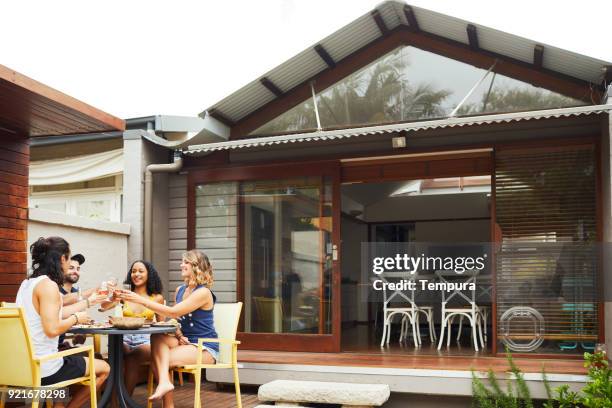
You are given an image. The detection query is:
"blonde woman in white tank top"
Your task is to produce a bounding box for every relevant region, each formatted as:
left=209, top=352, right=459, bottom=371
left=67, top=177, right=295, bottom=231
left=18, top=237, right=110, bottom=408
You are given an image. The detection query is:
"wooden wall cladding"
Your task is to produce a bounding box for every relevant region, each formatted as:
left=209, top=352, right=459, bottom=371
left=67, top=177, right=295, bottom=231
left=0, top=130, right=28, bottom=301
left=341, top=152, right=492, bottom=183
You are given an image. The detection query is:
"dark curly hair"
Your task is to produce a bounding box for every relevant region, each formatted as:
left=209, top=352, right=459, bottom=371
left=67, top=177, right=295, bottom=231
left=30, top=236, right=70, bottom=287
left=124, top=260, right=163, bottom=296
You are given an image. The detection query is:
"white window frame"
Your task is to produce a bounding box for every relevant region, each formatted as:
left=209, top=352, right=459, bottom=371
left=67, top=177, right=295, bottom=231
left=29, top=175, right=123, bottom=222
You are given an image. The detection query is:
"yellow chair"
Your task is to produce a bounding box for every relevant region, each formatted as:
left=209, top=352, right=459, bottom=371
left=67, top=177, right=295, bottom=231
left=0, top=301, right=101, bottom=355
left=0, top=307, right=97, bottom=408
left=146, top=302, right=243, bottom=408
left=253, top=296, right=283, bottom=333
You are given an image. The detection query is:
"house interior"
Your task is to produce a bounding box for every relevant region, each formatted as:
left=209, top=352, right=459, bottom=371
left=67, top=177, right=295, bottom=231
left=340, top=176, right=493, bottom=355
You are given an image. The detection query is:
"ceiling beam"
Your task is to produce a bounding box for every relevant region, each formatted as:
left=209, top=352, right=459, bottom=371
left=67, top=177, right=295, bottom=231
left=371, top=10, right=389, bottom=36
left=314, top=44, right=336, bottom=69
left=207, top=108, right=234, bottom=127
left=260, top=77, right=284, bottom=98
left=403, top=5, right=420, bottom=32
left=533, top=44, right=544, bottom=69
left=466, top=24, right=479, bottom=50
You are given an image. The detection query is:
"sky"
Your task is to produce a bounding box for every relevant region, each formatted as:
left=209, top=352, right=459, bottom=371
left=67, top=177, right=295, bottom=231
left=2, top=0, right=610, bottom=119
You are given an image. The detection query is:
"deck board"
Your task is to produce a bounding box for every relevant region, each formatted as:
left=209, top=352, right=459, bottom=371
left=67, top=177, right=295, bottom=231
left=132, top=380, right=260, bottom=408
left=237, top=350, right=587, bottom=375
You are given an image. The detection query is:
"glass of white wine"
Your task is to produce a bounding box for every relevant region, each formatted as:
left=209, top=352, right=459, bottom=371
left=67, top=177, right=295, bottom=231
left=107, top=277, right=118, bottom=301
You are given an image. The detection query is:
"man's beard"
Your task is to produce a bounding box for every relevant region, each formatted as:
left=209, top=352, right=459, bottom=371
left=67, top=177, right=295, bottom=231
left=64, top=273, right=79, bottom=284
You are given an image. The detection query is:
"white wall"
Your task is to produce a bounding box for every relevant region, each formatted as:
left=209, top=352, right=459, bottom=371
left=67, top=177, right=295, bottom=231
left=27, top=208, right=130, bottom=323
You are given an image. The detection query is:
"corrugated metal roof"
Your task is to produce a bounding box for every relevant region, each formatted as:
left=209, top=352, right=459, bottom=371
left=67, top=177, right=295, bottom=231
left=185, top=104, right=612, bottom=155
left=201, top=1, right=611, bottom=125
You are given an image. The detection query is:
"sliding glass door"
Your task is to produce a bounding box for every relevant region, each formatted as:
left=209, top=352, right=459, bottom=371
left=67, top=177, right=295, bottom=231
left=189, top=163, right=341, bottom=351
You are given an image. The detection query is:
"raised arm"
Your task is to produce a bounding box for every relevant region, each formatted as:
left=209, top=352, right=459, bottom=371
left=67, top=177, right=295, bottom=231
left=36, top=280, right=89, bottom=337
left=62, top=286, right=98, bottom=306
left=117, top=287, right=211, bottom=319
left=153, top=294, right=166, bottom=322
left=62, top=292, right=107, bottom=317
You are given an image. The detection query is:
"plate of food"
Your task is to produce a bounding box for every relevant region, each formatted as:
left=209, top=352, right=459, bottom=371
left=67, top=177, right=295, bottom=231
left=152, top=318, right=180, bottom=327
left=110, top=316, right=145, bottom=329
left=74, top=322, right=113, bottom=329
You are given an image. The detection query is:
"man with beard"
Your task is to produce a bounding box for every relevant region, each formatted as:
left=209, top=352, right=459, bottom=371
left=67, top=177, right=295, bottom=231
left=58, top=254, right=105, bottom=350
left=61, top=254, right=85, bottom=296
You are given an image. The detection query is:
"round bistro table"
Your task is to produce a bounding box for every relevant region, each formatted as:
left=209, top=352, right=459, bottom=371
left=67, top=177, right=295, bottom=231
left=68, top=325, right=176, bottom=408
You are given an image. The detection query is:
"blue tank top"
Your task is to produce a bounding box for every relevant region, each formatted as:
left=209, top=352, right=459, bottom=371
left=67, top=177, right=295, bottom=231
left=176, top=284, right=219, bottom=353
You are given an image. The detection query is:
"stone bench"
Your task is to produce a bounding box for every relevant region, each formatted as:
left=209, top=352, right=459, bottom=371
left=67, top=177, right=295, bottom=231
left=257, top=379, right=390, bottom=407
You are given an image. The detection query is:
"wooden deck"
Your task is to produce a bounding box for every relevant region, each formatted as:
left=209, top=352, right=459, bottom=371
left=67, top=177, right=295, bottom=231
left=132, top=380, right=260, bottom=408
left=237, top=350, right=587, bottom=375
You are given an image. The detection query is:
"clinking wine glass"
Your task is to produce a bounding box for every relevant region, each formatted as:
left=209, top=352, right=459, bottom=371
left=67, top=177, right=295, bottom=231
left=106, top=277, right=118, bottom=301
left=120, top=283, right=131, bottom=299
left=97, top=281, right=109, bottom=297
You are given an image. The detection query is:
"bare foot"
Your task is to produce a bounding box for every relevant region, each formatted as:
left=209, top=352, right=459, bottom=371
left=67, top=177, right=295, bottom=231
left=148, top=381, right=174, bottom=401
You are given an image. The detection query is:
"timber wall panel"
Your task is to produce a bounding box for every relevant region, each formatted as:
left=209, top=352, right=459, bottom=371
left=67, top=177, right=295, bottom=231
left=0, top=130, right=28, bottom=301
left=168, top=174, right=237, bottom=303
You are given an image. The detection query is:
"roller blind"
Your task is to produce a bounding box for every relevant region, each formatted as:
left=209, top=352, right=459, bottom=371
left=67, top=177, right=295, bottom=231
left=495, top=144, right=598, bottom=353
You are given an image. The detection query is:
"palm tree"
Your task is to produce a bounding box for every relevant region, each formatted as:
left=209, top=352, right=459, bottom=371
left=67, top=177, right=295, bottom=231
left=254, top=47, right=452, bottom=134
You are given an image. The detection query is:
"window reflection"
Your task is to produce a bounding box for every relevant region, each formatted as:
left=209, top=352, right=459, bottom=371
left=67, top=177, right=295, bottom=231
left=242, top=177, right=333, bottom=334
left=252, top=46, right=585, bottom=135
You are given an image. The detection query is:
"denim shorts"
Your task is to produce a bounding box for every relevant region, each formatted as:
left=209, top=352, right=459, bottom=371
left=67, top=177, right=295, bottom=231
left=124, top=333, right=150, bottom=350
left=189, top=343, right=219, bottom=362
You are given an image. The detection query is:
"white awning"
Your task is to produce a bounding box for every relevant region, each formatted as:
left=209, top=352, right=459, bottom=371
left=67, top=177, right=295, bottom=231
left=30, top=148, right=123, bottom=186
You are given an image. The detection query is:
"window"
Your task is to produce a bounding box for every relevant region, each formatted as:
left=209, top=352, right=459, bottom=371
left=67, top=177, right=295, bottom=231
left=29, top=175, right=122, bottom=222
left=194, top=176, right=334, bottom=335
left=495, top=145, right=598, bottom=354
left=252, top=46, right=585, bottom=135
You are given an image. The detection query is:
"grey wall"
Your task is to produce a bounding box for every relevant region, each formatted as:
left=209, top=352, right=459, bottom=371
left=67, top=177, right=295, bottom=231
left=341, top=216, right=369, bottom=323
left=415, top=219, right=490, bottom=242
left=123, top=133, right=169, bottom=267
left=365, top=193, right=489, bottom=222
left=166, top=174, right=237, bottom=303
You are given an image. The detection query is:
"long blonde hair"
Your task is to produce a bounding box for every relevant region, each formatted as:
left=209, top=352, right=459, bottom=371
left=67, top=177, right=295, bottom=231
left=183, top=249, right=213, bottom=288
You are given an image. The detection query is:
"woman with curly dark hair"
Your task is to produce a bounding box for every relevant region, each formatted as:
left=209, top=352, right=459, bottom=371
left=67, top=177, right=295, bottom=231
left=117, top=250, right=218, bottom=406
left=16, top=236, right=109, bottom=407
left=101, top=260, right=164, bottom=394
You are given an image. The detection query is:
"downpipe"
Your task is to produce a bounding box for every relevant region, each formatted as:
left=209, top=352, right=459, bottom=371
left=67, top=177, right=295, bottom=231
left=144, top=150, right=183, bottom=260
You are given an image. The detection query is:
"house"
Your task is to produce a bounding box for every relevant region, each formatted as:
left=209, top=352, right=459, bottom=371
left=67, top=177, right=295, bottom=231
left=25, top=1, right=612, bottom=403
left=28, top=114, right=225, bottom=295
left=0, top=63, right=124, bottom=302
left=166, top=1, right=611, bottom=400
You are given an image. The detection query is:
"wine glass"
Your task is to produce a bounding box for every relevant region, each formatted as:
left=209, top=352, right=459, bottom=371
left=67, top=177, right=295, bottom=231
left=107, top=277, right=118, bottom=300
left=97, top=281, right=109, bottom=297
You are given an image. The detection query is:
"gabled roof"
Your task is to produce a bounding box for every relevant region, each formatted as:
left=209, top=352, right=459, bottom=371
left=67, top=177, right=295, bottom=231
left=200, top=1, right=611, bottom=126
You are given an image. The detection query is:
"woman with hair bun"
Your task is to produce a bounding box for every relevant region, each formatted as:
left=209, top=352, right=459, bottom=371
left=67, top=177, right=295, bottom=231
left=116, top=249, right=218, bottom=407
left=16, top=237, right=110, bottom=407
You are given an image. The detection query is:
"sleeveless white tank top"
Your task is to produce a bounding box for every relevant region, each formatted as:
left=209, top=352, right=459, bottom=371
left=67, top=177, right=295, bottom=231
left=16, top=275, right=63, bottom=377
